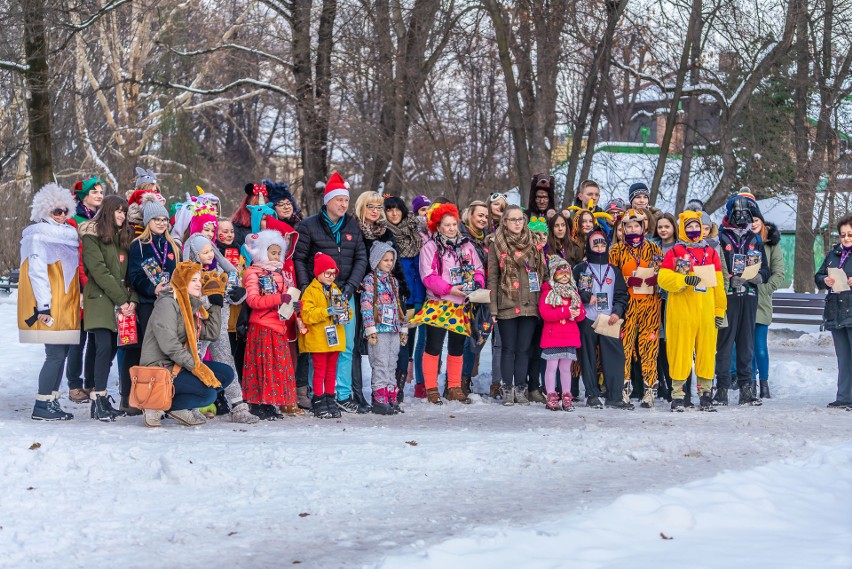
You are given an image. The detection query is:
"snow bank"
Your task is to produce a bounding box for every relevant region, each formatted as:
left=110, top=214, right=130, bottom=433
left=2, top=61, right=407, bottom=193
left=378, top=444, right=852, bottom=569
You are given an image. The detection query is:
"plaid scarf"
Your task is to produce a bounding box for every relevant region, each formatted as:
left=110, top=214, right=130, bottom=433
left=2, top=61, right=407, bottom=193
left=492, top=224, right=547, bottom=301
left=387, top=214, right=423, bottom=258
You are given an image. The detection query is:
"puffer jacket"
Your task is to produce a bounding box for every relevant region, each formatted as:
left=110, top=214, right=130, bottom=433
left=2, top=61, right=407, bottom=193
left=815, top=243, right=852, bottom=330
left=419, top=237, right=485, bottom=305
left=293, top=210, right=368, bottom=295
left=538, top=282, right=585, bottom=348
left=756, top=222, right=785, bottom=325
left=140, top=291, right=221, bottom=369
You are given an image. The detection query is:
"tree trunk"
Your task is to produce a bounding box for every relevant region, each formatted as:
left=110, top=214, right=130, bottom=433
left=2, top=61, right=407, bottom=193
left=793, top=0, right=815, bottom=292
left=673, top=2, right=703, bottom=214
left=22, top=0, right=52, bottom=191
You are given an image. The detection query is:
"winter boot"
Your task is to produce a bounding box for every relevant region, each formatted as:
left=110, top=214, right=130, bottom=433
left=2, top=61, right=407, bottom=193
left=48, top=396, right=74, bottom=420
left=670, top=399, right=685, bottom=412
left=414, top=383, right=427, bottom=399
left=213, top=390, right=230, bottom=416
left=425, top=388, right=443, bottom=405
left=759, top=380, right=771, bottom=399
left=229, top=401, right=260, bottom=424
left=461, top=375, right=472, bottom=396
left=502, top=386, right=515, bottom=407
left=249, top=403, right=274, bottom=420
left=514, top=386, right=530, bottom=406
left=326, top=394, right=342, bottom=418
left=68, top=388, right=90, bottom=404
left=312, top=395, right=331, bottom=419
left=297, top=386, right=312, bottom=410
left=32, top=396, right=72, bottom=421
left=606, top=399, right=635, bottom=410
left=586, top=396, right=603, bottom=409
left=281, top=404, right=305, bottom=416
left=447, top=387, right=471, bottom=404
left=445, top=355, right=468, bottom=403
left=712, top=388, right=728, bottom=406
left=371, top=388, right=395, bottom=415
left=118, top=396, right=142, bottom=417
left=143, top=409, right=163, bottom=428
left=90, top=392, right=120, bottom=422
left=561, top=392, right=575, bottom=412
left=545, top=392, right=561, bottom=411
left=640, top=388, right=656, bottom=409
left=489, top=382, right=503, bottom=399
left=167, top=408, right=206, bottom=426
left=738, top=382, right=762, bottom=406
left=335, top=396, right=360, bottom=414
left=388, top=386, right=404, bottom=413
left=699, top=392, right=716, bottom=412
left=395, top=370, right=407, bottom=403
left=528, top=388, right=547, bottom=404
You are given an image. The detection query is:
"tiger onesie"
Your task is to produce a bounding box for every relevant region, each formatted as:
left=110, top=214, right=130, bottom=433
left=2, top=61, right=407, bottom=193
left=609, top=210, right=662, bottom=407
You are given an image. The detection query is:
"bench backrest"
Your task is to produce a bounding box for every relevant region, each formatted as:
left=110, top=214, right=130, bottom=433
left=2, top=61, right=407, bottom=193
left=771, top=292, right=825, bottom=326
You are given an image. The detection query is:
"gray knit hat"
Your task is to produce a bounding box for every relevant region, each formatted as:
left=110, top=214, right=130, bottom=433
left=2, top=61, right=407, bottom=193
left=140, top=193, right=170, bottom=227
left=369, top=240, right=397, bottom=271
left=182, top=233, right=237, bottom=273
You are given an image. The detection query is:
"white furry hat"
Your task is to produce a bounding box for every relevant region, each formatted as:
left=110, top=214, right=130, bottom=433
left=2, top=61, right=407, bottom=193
left=244, top=229, right=287, bottom=264
left=30, top=183, right=77, bottom=222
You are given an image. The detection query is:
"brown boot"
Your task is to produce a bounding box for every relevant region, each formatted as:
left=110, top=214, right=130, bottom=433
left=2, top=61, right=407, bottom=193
left=281, top=405, right=305, bottom=416
left=489, top=382, right=502, bottom=399
left=426, top=388, right=443, bottom=405
left=461, top=375, right=472, bottom=396
left=68, top=388, right=90, bottom=404
left=447, top=387, right=471, bottom=404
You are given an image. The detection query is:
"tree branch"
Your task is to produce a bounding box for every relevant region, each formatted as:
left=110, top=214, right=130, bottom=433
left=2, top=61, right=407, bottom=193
left=165, top=43, right=293, bottom=70
left=0, top=60, right=29, bottom=73
left=150, top=78, right=296, bottom=102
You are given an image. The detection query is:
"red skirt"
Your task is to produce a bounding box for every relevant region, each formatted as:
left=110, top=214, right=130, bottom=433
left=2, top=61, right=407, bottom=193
left=242, top=323, right=296, bottom=406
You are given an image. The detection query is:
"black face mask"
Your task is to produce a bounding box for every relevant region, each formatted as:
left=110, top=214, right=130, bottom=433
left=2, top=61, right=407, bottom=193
left=585, top=232, right=609, bottom=264
left=728, top=198, right=754, bottom=229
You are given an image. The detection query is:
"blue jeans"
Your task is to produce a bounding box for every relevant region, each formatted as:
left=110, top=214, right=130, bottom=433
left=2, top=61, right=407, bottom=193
left=462, top=337, right=477, bottom=377
left=335, top=296, right=356, bottom=399
left=730, top=323, right=769, bottom=381
left=170, top=360, right=234, bottom=411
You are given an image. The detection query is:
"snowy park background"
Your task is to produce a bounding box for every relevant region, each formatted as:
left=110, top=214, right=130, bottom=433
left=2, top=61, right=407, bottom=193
left=0, top=291, right=850, bottom=568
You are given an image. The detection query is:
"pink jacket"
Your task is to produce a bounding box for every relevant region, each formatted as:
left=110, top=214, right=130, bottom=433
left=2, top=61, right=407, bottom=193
left=538, top=282, right=586, bottom=349
left=243, top=259, right=296, bottom=336
left=419, top=237, right=485, bottom=305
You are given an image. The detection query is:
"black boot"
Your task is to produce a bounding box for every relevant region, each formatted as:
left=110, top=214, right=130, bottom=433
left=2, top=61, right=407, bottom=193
left=395, top=369, right=407, bottom=403
left=738, top=382, right=762, bottom=406
left=699, top=392, right=717, bottom=412
left=91, top=394, right=118, bottom=422
left=32, top=399, right=73, bottom=421
left=326, top=394, right=342, bottom=418
left=759, top=380, right=771, bottom=399
left=312, top=395, right=331, bottom=419
left=214, top=391, right=231, bottom=416
left=712, top=388, right=728, bottom=406
left=670, top=399, right=685, bottom=412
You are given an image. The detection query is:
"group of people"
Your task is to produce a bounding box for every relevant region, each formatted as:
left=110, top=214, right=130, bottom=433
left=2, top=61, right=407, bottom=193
left=17, top=169, right=852, bottom=426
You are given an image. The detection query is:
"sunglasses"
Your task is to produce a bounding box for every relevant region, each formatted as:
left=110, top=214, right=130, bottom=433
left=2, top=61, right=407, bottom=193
left=840, top=233, right=852, bottom=238
left=51, top=208, right=69, bottom=216
left=489, top=193, right=507, bottom=202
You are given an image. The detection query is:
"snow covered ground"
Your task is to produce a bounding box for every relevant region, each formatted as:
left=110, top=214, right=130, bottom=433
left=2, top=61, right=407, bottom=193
left=0, top=291, right=850, bottom=569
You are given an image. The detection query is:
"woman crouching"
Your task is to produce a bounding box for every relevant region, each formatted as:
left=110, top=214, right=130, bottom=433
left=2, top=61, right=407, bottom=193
left=139, top=261, right=235, bottom=427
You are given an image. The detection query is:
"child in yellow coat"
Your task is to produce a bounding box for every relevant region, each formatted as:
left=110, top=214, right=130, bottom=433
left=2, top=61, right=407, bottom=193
left=658, top=211, right=727, bottom=412
left=298, top=252, right=349, bottom=419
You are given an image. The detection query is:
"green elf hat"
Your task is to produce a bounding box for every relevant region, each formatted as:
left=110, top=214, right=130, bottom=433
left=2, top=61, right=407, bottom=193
left=528, top=219, right=548, bottom=234
left=73, top=176, right=104, bottom=201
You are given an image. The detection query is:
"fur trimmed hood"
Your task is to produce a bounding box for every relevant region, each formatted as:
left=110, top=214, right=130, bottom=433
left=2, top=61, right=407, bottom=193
left=764, top=221, right=781, bottom=247
left=31, top=183, right=77, bottom=223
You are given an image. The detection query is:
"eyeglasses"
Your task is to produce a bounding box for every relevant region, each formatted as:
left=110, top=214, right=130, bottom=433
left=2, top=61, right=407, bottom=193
left=840, top=233, right=852, bottom=238
left=51, top=208, right=69, bottom=216
left=505, top=217, right=525, bottom=224
left=151, top=217, right=169, bottom=224
left=366, top=204, right=383, bottom=211
left=321, top=269, right=337, bottom=277
left=489, top=193, right=507, bottom=202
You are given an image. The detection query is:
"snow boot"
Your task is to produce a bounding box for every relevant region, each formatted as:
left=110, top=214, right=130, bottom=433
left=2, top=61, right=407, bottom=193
left=118, top=396, right=142, bottom=417
left=414, top=383, right=427, bottom=399
left=90, top=393, right=120, bottom=422
left=640, top=388, right=656, bottom=409
left=528, top=388, right=547, bottom=404
left=388, top=386, right=404, bottom=413
left=489, top=382, right=502, bottom=399
left=395, top=370, right=407, bottom=403
left=586, top=396, right=604, bottom=409
left=68, top=388, right=90, bottom=404
left=32, top=397, right=72, bottom=421
left=712, top=388, right=728, bottom=406
left=296, top=386, right=312, bottom=410
left=311, top=395, right=330, bottom=419
left=670, top=399, right=685, bottom=412
left=699, top=392, right=716, bottom=412
left=502, top=386, right=515, bottom=407
left=249, top=403, right=273, bottom=420
left=513, top=387, right=530, bottom=406
left=143, top=409, right=163, bottom=427
left=371, top=388, right=395, bottom=415
left=759, top=380, right=771, bottom=399
left=447, top=387, right=471, bottom=404
left=827, top=400, right=852, bottom=409
left=545, top=392, right=561, bottom=411
left=605, top=399, right=635, bottom=410
left=561, top=392, right=575, bottom=412
left=738, top=382, right=762, bottom=406
left=461, top=375, right=472, bottom=396
left=327, top=394, right=342, bottom=418
left=167, top=408, right=206, bottom=426
left=425, top=387, right=443, bottom=405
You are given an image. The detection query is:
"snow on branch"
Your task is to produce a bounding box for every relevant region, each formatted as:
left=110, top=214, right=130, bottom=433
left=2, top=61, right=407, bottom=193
left=62, top=0, right=134, bottom=30
left=0, top=60, right=29, bottom=73
left=154, top=79, right=296, bottom=102
left=611, top=58, right=729, bottom=108
left=167, top=44, right=292, bottom=70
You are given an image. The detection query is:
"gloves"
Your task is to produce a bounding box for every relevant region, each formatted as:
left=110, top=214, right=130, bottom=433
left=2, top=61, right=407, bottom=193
left=579, top=290, right=592, bottom=304
left=201, top=272, right=228, bottom=296
left=684, top=276, right=701, bottom=287
left=715, top=316, right=724, bottom=328
left=293, top=300, right=303, bottom=313
left=280, top=293, right=292, bottom=305
left=626, top=276, right=643, bottom=287
left=747, top=274, right=764, bottom=285
left=644, top=274, right=658, bottom=287
left=367, top=333, right=378, bottom=346
left=342, top=284, right=356, bottom=302
left=207, top=293, right=224, bottom=307
left=227, top=286, right=246, bottom=303
left=730, top=276, right=746, bottom=288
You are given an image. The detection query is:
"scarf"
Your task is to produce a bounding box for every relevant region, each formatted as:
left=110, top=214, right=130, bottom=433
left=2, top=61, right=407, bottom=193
left=493, top=225, right=547, bottom=301
left=321, top=208, right=345, bottom=245
left=433, top=232, right=469, bottom=275
left=359, top=219, right=387, bottom=241
left=545, top=276, right=582, bottom=310
left=75, top=202, right=97, bottom=221
left=252, top=260, right=283, bottom=272
left=387, top=214, right=423, bottom=258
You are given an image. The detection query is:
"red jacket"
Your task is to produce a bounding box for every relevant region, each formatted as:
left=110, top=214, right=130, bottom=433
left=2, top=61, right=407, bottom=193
left=243, top=258, right=296, bottom=337
left=538, top=282, right=585, bottom=349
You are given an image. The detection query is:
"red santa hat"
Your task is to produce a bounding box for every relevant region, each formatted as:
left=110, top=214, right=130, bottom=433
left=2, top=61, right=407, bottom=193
left=323, top=172, right=350, bottom=205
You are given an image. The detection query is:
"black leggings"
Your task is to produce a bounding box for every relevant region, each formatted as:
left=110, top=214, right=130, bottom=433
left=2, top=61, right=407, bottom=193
left=425, top=326, right=465, bottom=357
left=90, top=328, right=118, bottom=392
left=498, top=316, right=539, bottom=388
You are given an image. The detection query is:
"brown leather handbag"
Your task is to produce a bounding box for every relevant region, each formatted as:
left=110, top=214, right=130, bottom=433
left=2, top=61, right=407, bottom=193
left=129, top=364, right=180, bottom=411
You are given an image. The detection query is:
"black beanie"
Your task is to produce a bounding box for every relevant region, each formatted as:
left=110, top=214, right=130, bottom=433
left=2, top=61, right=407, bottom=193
left=585, top=230, right=609, bottom=265
left=628, top=182, right=650, bottom=204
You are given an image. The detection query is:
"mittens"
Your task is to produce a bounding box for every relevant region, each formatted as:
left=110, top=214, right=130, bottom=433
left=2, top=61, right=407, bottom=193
left=201, top=271, right=228, bottom=296
left=644, top=274, right=658, bottom=287
left=626, top=276, right=643, bottom=287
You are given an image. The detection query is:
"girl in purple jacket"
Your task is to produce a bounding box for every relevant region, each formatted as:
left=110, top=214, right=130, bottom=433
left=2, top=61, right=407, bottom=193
left=538, top=255, right=585, bottom=411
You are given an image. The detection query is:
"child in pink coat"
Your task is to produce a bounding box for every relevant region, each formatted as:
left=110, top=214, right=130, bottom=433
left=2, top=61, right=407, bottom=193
left=538, top=255, right=586, bottom=411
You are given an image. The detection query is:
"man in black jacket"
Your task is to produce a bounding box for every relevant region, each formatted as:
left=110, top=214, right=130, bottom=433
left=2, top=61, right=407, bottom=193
left=714, top=192, right=770, bottom=406
left=294, top=172, right=368, bottom=413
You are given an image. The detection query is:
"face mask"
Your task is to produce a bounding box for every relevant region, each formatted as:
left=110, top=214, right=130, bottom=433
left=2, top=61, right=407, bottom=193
left=625, top=233, right=643, bottom=247
left=685, top=228, right=702, bottom=241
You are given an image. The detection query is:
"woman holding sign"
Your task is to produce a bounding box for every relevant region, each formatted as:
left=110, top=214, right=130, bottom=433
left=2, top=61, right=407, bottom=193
left=487, top=205, right=548, bottom=406
left=815, top=215, right=852, bottom=410
left=658, top=211, right=727, bottom=412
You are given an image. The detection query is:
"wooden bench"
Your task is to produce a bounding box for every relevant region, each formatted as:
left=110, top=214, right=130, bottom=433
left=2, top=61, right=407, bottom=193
left=771, top=292, right=826, bottom=328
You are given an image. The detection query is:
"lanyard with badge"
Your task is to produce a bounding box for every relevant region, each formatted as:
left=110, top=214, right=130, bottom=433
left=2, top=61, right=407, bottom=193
left=589, top=264, right=611, bottom=311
